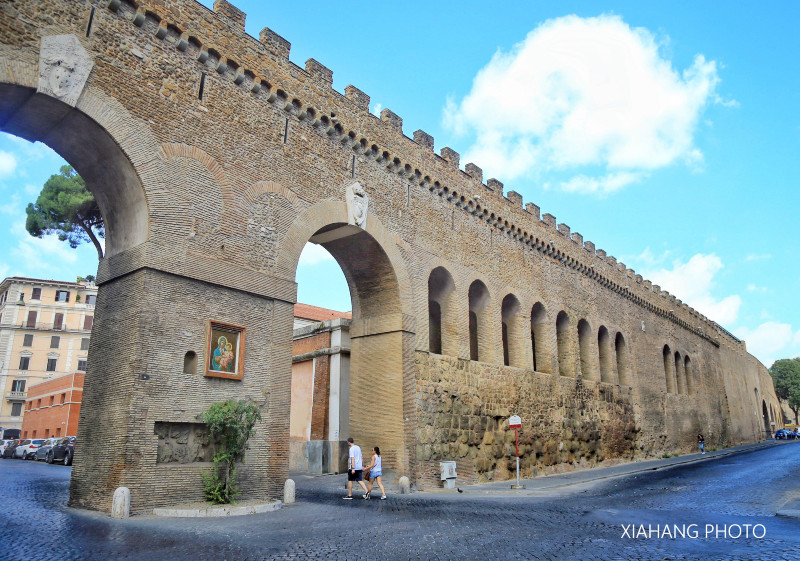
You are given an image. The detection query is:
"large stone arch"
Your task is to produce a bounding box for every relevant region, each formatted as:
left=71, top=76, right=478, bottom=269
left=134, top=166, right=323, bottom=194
left=0, top=80, right=151, bottom=257
left=276, top=196, right=416, bottom=477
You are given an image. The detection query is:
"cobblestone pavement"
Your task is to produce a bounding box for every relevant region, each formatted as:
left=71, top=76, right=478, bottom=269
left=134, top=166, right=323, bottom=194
left=1, top=443, right=799, bottom=561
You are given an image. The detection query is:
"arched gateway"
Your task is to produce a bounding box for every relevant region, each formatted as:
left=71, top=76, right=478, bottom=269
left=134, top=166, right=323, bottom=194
left=1, top=0, right=782, bottom=513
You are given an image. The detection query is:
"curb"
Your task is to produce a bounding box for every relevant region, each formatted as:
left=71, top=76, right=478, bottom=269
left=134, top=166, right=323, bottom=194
left=436, top=441, right=784, bottom=495
left=776, top=498, right=800, bottom=519
left=153, top=501, right=281, bottom=518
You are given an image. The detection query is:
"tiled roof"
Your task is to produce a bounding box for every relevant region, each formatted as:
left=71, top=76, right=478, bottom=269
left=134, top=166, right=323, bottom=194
left=294, top=303, right=351, bottom=322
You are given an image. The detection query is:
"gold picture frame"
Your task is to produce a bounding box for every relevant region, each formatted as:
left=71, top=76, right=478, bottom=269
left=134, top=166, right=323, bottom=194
left=205, top=321, right=245, bottom=380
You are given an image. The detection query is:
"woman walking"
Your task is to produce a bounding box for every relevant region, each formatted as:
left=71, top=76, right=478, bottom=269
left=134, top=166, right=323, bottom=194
left=363, top=446, right=386, bottom=500
left=698, top=433, right=705, bottom=454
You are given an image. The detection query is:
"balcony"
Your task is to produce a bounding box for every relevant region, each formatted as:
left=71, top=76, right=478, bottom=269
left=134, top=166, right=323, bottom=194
left=5, top=391, right=27, bottom=401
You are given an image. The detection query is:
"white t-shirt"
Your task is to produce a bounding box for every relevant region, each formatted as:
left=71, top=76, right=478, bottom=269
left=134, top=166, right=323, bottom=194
left=349, top=444, right=363, bottom=470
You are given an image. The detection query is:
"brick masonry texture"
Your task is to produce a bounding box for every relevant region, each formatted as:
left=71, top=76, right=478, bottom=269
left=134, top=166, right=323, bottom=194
left=0, top=0, right=782, bottom=512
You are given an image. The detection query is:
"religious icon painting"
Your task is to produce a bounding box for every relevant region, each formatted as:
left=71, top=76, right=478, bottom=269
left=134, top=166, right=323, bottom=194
left=205, top=321, right=245, bottom=380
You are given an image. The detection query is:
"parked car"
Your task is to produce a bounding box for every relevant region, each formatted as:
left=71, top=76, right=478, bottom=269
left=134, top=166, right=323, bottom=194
left=18, top=438, right=47, bottom=460
left=12, top=439, right=31, bottom=458
left=775, top=429, right=794, bottom=440
left=35, top=438, right=61, bottom=461
left=1, top=439, right=20, bottom=458
left=49, top=436, right=76, bottom=465
left=0, top=439, right=14, bottom=455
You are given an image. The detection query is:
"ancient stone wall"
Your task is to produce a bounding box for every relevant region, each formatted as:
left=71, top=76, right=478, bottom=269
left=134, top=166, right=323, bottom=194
left=0, top=0, right=783, bottom=510
left=415, top=353, right=637, bottom=484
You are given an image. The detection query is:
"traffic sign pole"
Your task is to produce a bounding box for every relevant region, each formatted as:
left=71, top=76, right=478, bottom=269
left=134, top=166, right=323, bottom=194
left=508, top=415, right=524, bottom=489
left=515, top=427, right=520, bottom=488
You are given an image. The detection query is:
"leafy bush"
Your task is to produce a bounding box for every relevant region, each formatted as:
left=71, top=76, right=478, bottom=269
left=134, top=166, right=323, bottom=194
left=198, top=399, right=261, bottom=504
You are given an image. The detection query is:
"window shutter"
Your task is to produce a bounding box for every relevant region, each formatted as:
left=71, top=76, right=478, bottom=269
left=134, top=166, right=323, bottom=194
left=26, top=310, right=37, bottom=328
left=83, top=315, right=94, bottom=330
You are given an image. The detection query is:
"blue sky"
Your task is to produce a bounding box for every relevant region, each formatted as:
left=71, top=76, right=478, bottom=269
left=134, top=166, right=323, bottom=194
left=1, top=1, right=798, bottom=366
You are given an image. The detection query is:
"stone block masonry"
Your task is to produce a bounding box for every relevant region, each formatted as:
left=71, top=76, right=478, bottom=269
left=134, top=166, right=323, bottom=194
left=0, top=0, right=782, bottom=511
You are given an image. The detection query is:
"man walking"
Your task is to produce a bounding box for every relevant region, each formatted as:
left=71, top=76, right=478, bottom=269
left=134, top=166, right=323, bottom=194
left=344, top=437, right=369, bottom=499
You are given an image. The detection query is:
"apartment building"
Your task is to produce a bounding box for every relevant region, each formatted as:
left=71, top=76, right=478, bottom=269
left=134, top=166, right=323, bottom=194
left=21, top=371, right=84, bottom=439
left=0, top=277, right=97, bottom=432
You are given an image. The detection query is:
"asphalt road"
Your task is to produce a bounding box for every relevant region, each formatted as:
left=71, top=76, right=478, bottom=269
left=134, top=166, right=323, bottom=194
left=0, top=443, right=798, bottom=560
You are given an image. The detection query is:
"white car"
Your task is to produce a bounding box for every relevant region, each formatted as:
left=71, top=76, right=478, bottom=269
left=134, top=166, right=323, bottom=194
left=16, top=439, right=47, bottom=460
left=0, top=439, right=13, bottom=454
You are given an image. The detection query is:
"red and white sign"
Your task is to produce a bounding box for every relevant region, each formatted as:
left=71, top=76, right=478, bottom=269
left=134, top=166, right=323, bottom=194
left=508, top=415, right=522, bottom=429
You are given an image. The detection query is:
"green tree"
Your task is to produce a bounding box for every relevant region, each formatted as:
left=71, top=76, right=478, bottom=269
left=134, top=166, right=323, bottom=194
left=25, top=165, right=105, bottom=259
left=769, top=358, right=800, bottom=424
left=198, top=399, right=262, bottom=504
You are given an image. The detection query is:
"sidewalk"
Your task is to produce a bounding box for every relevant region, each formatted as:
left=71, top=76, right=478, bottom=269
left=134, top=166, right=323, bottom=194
left=426, top=439, right=787, bottom=496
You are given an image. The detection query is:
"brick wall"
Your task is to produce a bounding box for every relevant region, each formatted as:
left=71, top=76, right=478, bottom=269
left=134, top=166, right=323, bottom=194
left=0, top=0, right=782, bottom=512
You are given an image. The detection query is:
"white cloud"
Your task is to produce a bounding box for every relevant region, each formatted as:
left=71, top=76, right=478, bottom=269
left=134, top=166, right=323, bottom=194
left=745, top=253, right=771, bottom=262
left=734, top=322, right=796, bottom=366
left=640, top=253, right=740, bottom=325
left=444, top=14, right=724, bottom=193
left=0, top=193, right=21, bottom=215
left=6, top=218, right=79, bottom=277
left=559, top=170, right=646, bottom=195
left=0, top=150, right=17, bottom=178
left=371, top=103, right=383, bottom=117
left=298, top=242, right=335, bottom=266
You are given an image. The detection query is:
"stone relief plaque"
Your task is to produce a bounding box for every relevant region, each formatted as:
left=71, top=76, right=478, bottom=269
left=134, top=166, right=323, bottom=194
left=346, top=181, right=368, bottom=229
left=154, top=422, right=219, bottom=464
left=38, top=35, right=94, bottom=107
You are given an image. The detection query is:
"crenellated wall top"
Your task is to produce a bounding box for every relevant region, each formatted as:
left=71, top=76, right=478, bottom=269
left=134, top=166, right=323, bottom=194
left=17, top=0, right=743, bottom=350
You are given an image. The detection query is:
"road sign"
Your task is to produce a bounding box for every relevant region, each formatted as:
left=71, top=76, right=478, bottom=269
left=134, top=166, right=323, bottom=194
left=509, top=415, right=521, bottom=429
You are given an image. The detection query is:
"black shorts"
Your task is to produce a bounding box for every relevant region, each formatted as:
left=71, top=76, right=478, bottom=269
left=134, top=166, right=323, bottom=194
left=348, top=469, right=363, bottom=482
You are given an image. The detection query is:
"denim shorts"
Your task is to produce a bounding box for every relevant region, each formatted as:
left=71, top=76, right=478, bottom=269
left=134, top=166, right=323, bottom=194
left=370, top=470, right=382, bottom=479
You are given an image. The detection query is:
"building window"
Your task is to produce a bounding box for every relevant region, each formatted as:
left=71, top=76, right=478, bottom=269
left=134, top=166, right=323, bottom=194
left=83, top=315, right=94, bottom=330
left=53, top=313, right=64, bottom=330
left=49, top=396, right=54, bottom=406
left=530, top=302, right=551, bottom=374
left=183, top=351, right=197, bottom=374
left=598, top=326, right=614, bottom=383
left=663, top=345, right=675, bottom=393
left=46, top=358, right=57, bottom=372
left=428, top=267, right=456, bottom=356
left=615, top=332, right=631, bottom=386
left=11, top=403, right=22, bottom=416
left=80, top=337, right=90, bottom=350
left=11, top=379, right=26, bottom=392
left=77, top=359, right=87, bottom=372
left=468, top=280, right=491, bottom=362
left=23, top=334, right=33, bottom=347
left=36, top=399, right=41, bottom=408
left=501, top=294, right=524, bottom=368
left=61, top=393, right=66, bottom=404
left=50, top=335, right=60, bottom=348
left=18, top=356, right=30, bottom=370
left=556, top=311, right=574, bottom=377
left=56, top=428, right=61, bottom=437
left=31, top=288, right=41, bottom=300
left=26, top=310, right=37, bottom=328
left=55, top=290, right=70, bottom=302
left=85, top=294, right=96, bottom=305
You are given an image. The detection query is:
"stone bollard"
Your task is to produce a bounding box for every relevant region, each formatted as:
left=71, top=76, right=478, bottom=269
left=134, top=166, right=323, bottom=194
left=283, top=479, right=295, bottom=504
left=111, top=487, right=130, bottom=519
left=398, top=476, right=411, bottom=494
